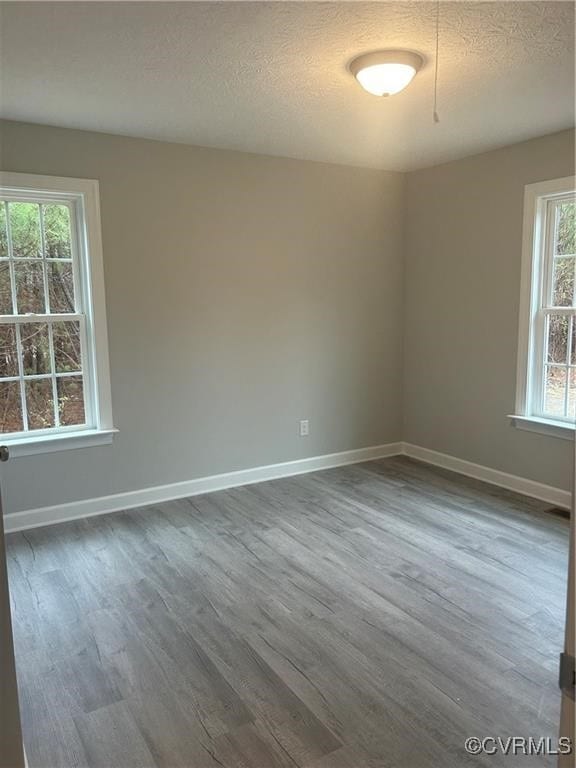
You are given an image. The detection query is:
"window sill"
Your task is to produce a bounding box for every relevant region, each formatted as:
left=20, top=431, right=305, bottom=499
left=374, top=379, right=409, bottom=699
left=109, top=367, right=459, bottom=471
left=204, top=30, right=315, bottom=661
left=508, top=415, right=575, bottom=440
left=1, top=428, right=118, bottom=458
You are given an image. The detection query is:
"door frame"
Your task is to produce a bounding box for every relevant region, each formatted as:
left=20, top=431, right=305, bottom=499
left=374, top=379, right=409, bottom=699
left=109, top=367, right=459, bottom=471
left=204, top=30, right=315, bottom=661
left=0, top=469, right=25, bottom=768
left=558, top=435, right=575, bottom=766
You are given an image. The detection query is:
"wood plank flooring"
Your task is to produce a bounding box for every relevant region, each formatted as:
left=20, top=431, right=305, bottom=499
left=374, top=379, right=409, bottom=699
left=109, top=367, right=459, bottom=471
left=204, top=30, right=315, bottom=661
left=5, top=457, right=570, bottom=768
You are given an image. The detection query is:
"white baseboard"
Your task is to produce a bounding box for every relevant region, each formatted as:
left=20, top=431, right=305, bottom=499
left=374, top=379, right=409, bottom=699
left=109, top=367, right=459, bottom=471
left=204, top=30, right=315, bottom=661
left=403, top=442, right=572, bottom=510
left=3, top=442, right=403, bottom=533
left=4, top=440, right=570, bottom=533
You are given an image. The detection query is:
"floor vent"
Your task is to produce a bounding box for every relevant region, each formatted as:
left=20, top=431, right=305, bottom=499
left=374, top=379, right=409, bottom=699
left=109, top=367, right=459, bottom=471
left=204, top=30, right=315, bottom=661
left=547, top=507, right=571, bottom=520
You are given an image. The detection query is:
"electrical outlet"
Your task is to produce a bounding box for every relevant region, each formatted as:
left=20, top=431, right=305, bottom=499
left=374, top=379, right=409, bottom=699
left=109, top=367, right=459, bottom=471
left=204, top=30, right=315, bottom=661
left=299, top=419, right=309, bottom=437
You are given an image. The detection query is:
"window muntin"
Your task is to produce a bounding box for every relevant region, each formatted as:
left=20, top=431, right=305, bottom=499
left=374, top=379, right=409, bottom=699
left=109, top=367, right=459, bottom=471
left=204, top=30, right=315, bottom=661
left=0, top=193, right=93, bottom=437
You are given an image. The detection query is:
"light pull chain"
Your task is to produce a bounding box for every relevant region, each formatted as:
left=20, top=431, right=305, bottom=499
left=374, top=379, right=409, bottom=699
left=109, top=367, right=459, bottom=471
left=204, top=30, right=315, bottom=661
left=433, top=0, right=440, bottom=123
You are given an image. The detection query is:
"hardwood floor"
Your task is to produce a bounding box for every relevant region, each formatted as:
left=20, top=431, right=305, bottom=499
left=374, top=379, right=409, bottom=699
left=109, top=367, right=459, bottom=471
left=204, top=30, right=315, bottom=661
left=6, top=457, right=569, bottom=768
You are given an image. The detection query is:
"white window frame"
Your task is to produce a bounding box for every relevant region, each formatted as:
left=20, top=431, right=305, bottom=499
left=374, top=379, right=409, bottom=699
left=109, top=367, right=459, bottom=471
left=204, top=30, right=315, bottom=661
left=511, top=175, right=576, bottom=440
left=0, top=172, right=116, bottom=456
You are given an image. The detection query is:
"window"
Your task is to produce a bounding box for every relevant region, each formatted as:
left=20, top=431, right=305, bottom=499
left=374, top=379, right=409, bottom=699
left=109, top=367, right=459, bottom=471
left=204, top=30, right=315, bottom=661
left=514, top=176, right=576, bottom=438
left=0, top=173, right=115, bottom=456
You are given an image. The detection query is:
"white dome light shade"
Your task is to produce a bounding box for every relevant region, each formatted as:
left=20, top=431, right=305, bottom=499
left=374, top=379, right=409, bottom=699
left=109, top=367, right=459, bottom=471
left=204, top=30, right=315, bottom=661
left=356, top=63, right=417, bottom=96
left=350, top=50, right=424, bottom=97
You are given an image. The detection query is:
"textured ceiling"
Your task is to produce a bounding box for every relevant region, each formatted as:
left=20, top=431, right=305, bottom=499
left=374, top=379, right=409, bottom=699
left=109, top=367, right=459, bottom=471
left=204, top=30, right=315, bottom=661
left=0, top=1, right=574, bottom=170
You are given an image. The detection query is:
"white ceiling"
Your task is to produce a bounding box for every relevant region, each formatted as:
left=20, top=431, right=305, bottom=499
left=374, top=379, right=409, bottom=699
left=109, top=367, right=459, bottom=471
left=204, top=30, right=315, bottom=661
left=0, top=1, right=574, bottom=171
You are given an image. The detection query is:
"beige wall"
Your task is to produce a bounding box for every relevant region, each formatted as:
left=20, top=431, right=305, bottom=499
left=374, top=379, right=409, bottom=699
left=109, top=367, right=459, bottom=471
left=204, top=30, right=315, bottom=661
left=1, top=121, right=574, bottom=517
left=0, top=120, right=405, bottom=515
left=403, top=129, right=575, bottom=491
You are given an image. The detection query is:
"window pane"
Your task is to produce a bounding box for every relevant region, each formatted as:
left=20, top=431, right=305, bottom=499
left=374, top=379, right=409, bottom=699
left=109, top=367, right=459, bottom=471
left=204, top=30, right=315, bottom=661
left=556, top=202, right=576, bottom=256
left=20, top=323, right=51, bottom=376
left=0, top=325, right=18, bottom=378
left=48, top=261, right=75, bottom=313
left=552, top=258, right=575, bottom=307
left=9, top=202, right=41, bottom=258
left=569, top=369, right=576, bottom=420
left=0, top=263, right=13, bottom=314
left=44, top=204, right=72, bottom=259
left=15, top=261, right=46, bottom=314
left=544, top=365, right=567, bottom=418
left=0, top=381, right=23, bottom=433
left=57, top=375, right=85, bottom=426
left=547, top=315, right=570, bottom=363
left=26, top=379, right=54, bottom=430
left=53, top=321, right=81, bottom=373
left=0, top=202, right=8, bottom=258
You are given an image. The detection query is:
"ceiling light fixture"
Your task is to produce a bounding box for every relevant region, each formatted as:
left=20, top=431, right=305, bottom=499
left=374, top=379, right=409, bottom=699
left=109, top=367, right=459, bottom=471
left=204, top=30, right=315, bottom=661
left=349, top=50, right=424, bottom=97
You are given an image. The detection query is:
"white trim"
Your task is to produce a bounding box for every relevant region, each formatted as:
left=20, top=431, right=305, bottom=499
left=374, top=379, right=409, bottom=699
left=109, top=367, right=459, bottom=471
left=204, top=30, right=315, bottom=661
left=508, top=414, right=575, bottom=440
left=3, top=440, right=571, bottom=532
left=403, top=442, right=571, bottom=510
left=515, top=175, right=576, bottom=423
left=2, top=428, right=118, bottom=458
left=0, top=172, right=115, bottom=443
left=3, top=442, right=403, bottom=532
